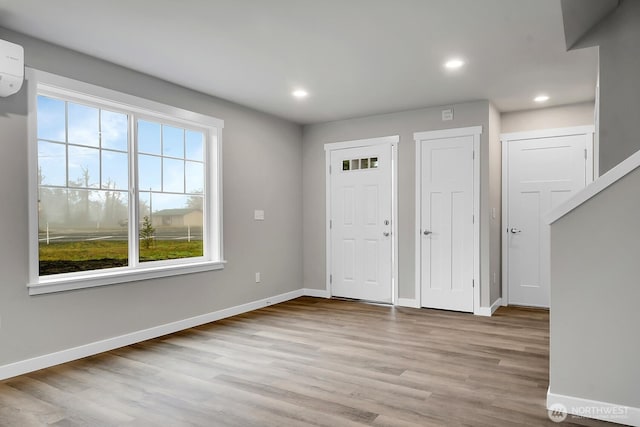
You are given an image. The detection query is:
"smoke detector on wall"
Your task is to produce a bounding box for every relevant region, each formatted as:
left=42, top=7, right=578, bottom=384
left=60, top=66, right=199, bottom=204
left=0, top=39, right=24, bottom=97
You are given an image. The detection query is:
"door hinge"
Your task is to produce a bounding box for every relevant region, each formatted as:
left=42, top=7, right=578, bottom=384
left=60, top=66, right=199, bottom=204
left=330, top=274, right=333, bottom=284
left=472, top=214, right=475, bottom=224
left=472, top=279, right=475, bottom=288
left=584, top=148, right=587, bottom=159
left=472, top=150, right=475, bottom=160
left=330, top=219, right=332, bottom=229
left=329, top=165, right=332, bottom=174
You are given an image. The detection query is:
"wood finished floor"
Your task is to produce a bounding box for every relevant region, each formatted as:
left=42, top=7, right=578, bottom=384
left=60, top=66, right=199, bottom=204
left=0, top=297, right=613, bottom=427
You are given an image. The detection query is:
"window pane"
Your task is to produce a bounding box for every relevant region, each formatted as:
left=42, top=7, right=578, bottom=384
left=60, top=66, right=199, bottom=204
left=101, top=110, right=128, bottom=151
left=68, top=103, right=99, bottom=147
left=38, top=141, right=66, bottom=186
left=37, top=96, right=66, bottom=142
left=38, top=189, right=129, bottom=276
left=185, top=130, right=204, bottom=161
left=102, top=151, right=128, bottom=191
left=140, top=193, right=203, bottom=263
left=185, top=161, right=204, bottom=194
left=138, top=120, right=161, bottom=155
left=138, top=154, right=161, bottom=192
left=163, top=125, right=184, bottom=158
left=139, top=191, right=152, bottom=219
left=68, top=146, right=100, bottom=188
left=163, top=158, right=184, bottom=193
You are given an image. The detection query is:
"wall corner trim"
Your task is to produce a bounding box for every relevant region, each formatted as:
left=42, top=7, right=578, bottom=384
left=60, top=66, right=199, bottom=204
left=0, top=288, right=324, bottom=381
left=475, top=298, right=502, bottom=317
left=302, top=288, right=331, bottom=298
left=397, top=298, right=420, bottom=308
left=547, top=388, right=640, bottom=426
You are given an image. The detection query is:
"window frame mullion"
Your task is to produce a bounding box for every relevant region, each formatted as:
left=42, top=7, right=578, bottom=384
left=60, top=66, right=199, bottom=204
left=128, top=113, right=139, bottom=268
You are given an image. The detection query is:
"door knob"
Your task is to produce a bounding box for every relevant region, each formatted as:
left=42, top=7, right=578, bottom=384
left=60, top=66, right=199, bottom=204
left=510, top=228, right=522, bottom=234
left=383, top=232, right=390, bottom=237
left=423, top=230, right=432, bottom=235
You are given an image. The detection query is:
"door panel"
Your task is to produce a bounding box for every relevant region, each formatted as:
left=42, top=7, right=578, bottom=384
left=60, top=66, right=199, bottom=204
left=330, top=144, right=392, bottom=303
left=420, top=136, right=475, bottom=312
left=507, top=133, right=589, bottom=307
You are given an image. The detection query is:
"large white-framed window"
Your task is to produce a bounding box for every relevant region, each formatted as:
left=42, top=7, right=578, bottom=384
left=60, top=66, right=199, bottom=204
left=27, top=69, right=225, bottom=295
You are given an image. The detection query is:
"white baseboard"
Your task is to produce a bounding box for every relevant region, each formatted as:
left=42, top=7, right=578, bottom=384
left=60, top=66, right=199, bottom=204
left=397, top=298, right=420, bottom=308
left=490, top=297, right=502, bottom=314
left=548, top=388, right=640, bottom=426
left=476, top=298, right=502, bottom=317
left=0, top=288, right=311, bottom=381
left=302, top=288, right=331, bottom=298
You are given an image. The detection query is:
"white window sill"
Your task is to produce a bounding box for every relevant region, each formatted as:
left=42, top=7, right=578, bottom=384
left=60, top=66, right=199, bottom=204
left=28, top=260, right=226, bottom=295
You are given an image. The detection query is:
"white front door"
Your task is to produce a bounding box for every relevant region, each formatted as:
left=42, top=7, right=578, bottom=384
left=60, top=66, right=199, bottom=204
left=329, top=144, right=392, bottom=303
left=418, top=134, right=476, bottom=312
left=504, top=128, right=592, bottom=307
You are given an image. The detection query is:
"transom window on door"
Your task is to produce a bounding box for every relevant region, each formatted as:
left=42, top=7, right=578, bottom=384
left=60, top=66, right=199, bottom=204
left=342, top=157, right=378, bottom=171
left=28, top=69, right=224, bottom=294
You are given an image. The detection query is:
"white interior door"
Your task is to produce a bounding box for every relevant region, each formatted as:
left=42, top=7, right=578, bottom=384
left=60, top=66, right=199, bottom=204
left=419, top=135, right=475, bottom=312
left=329, top=144, right=392, bottom=303
left=505, top=130, right=591, bottom=307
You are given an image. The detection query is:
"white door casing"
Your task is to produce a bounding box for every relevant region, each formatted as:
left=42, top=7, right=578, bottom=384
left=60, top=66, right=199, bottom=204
left=414, top=127, right=481, bottom=314
left=325, top=136, right=398, bottom=303
left=502, top=126, right=594, bottom=308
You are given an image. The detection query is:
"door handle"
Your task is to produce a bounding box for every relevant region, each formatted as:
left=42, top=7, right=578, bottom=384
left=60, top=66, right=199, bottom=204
left=383, top=232, right=390, bottom=237
left=423, top=230, right=432, bottom=236
left=510, top=228, right=522, bottom=234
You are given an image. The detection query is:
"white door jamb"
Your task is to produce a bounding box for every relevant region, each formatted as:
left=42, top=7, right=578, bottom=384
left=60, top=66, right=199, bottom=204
left=414, top=126, right=482, bottom=315
left=324, top=135, right=399, bottom=304
left=500, top=126, right=595, bottom=306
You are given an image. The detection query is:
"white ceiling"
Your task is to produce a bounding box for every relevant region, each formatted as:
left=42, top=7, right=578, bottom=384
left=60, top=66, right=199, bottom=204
left=0, top=0, right=598, bottom=124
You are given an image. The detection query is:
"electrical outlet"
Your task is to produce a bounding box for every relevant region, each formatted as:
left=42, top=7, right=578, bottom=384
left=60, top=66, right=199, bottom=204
left=255, top=272, right=261, bottom=283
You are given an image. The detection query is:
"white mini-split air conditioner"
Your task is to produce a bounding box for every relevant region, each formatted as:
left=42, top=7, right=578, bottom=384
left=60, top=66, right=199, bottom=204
left=0, top=39, right=24, bottom=97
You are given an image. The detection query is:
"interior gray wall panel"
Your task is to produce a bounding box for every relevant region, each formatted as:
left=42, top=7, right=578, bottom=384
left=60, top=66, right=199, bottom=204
left=501, top=102, right=594, bottom=134
left=488, top=103, right=502, bottom=305
left=548, top=2, right=640, bottom=412
left=0, top=28, right=303, bottom=366
left=550, top=167, right=640, bottom=408
left=576, top=0, right=640, bottom=174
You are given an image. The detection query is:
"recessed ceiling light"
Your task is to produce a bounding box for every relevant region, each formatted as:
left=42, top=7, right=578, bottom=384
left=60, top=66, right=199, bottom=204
left=292, top=89, right=308, bottom=99
left=534, top=94, right=550, bottom=103
left=444, top=58, right=465, bottom=69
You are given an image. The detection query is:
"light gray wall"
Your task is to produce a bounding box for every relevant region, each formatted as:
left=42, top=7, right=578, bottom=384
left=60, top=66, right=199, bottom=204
left=576, top=0, right=640, bottom=174
left=488, top=103, right=501, bottom=305
left=550, top=166, right=640, bottom=408
left=501, top=102, right=594, bottom=134
left=548, top=3, right=640, bottom=411
left=0, top=28, right=303, bottom=366
left=560, top=0, right=618, bottom=50
left=302, top=101, right=496, bottom=306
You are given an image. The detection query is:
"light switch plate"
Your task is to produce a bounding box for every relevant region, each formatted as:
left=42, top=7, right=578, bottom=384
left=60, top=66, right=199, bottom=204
left=254, top=210, right=265, bottom=220
left=442, top=108, right=454, bottom=121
